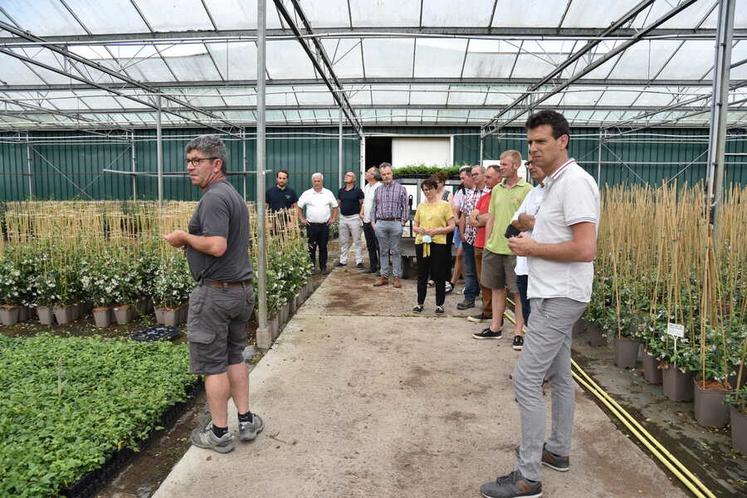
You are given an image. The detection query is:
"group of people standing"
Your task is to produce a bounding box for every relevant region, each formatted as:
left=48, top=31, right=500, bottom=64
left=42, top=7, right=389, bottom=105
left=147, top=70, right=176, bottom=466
left=170, top=109, right=599, bottom=498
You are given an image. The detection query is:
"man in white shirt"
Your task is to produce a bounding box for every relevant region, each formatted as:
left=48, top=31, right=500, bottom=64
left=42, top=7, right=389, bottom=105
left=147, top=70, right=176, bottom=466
left=360, top=166, right=381, bottom=273
left=509, top=159, right=546, bottom=336
left=480, top=111, right=599, bottom=498
left=296, top=173, right=339, bottom=274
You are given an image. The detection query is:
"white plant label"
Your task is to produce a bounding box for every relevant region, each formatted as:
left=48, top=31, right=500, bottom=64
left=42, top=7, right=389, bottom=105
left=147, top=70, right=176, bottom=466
left=666, top=323, right=685, bottom=338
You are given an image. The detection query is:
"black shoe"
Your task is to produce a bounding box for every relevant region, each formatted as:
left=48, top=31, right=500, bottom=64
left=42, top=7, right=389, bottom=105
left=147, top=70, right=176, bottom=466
left=356, top=263, right=365, bottom=269
left=480, top=470, right=541, bottom=498
left=515, top=444, right=570, bottom=473
left=335, top=262, right=346, bottom=267
left=473, top=327, right=502, bottom=340
left=368, top=267, right=378, bottom=273
left=412, top=304, right=424, bottom=313
left=435, top=305, right=445, bottom=314
left=321, top=267, right=330, bottom=274
left=456, top=300, right=475, bottom=310
left=512, top=335, right=524, bottom=351
left=467, top=313, right=490, bottom=323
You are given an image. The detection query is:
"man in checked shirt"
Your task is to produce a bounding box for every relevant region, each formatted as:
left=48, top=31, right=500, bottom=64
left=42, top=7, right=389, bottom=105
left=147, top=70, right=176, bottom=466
left=371, top=162, right=409, bottom=288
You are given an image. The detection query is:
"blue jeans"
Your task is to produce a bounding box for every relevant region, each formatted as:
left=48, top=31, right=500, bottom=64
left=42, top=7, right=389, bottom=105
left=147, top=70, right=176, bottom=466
left=516, top=274, right=531, bottom=325
left=462, top=241, right=479, bottom=302
left=374, top=220, right=403, bottom=278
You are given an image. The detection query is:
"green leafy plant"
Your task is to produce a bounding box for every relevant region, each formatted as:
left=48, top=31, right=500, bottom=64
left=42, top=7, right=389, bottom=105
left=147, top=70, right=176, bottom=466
left=0, top=334, right=195, bottom=498
left=393, top=164, right=463, bottom=178
left=152, top=253, right=195, bottom=309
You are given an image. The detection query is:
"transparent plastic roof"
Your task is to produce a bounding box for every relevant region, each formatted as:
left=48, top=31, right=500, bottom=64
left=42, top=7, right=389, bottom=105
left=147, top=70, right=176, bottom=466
left=0, top=0, right=745, bottom=129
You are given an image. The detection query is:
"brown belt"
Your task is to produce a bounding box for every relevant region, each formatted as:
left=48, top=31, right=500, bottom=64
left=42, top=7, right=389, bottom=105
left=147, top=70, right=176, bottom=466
left=202, top=279, right=251, bottom=288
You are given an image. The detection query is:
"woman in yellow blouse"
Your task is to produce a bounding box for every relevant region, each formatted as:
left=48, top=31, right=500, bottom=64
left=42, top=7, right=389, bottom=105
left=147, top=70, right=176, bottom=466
left=412, top=177, right=455, bottom=314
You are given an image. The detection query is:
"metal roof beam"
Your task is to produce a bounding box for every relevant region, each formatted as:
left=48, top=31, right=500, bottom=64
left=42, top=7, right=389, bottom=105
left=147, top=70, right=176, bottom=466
left=481, top=0, right=699, bottom=137
left=2, top=27, right=746, bottom=47
left=2, top=104, right=734, bottom=115
left=272, top=0, right=362, bottom=137
left=0, top=78, right=724, bottom=92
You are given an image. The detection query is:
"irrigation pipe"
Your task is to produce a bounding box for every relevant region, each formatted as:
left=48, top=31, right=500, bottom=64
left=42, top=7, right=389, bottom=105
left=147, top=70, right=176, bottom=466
left=501, top=300, right=716, bottom=498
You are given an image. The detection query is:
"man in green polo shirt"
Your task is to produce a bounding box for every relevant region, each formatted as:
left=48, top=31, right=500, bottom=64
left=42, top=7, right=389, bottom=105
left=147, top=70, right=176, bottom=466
left=473, top=150, right=532, bottom=348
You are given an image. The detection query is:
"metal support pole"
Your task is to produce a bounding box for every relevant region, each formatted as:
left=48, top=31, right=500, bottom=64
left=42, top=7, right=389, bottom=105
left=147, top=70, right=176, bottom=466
left=479, top=133, right=484, bottom=166
left=597, top=130, right=604, bottom=184
left=25, top=132, right=33, bottom=199
left=131, top=130, right=137, bottom=200
left=156, top=95, right=163, bottom=204
left=255, top=0, right=269, bottom=347
left=706, top=0, right=735, bottom=241
left=338, top=107, right=343, bottom=189
left=242, top=128, right=248, bottom=201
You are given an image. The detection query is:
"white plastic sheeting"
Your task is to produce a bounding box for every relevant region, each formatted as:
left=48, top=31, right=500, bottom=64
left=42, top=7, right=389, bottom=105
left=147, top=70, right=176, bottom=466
left=0, top=0, right=744, bottom=128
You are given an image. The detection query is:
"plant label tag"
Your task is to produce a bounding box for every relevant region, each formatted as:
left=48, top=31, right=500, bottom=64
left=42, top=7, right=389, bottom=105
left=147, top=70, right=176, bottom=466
left=666, top=323, right=684, bottom=338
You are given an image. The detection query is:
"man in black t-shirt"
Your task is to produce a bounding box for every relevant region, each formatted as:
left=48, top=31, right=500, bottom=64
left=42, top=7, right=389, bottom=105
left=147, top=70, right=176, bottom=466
left=336, top=171, right=365, bottom=268
left=164, top=135, right=263, bottom=454
left=266, top=169, right=298, bottom=212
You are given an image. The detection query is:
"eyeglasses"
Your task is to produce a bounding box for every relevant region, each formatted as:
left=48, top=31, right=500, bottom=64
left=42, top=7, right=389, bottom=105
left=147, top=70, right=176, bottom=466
left=185, top=157, right=217, bottom=166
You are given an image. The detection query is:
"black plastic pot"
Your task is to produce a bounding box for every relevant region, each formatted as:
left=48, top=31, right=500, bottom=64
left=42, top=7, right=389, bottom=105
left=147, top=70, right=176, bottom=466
left=614, top=336, right=640, bottom=369
left=662, top=365, right=693, bottom=402
left=693, top=380, right=729, bottom=428
left=730, top=406, right=747, bottom=455
left=641, top=350, right=662, bottom=384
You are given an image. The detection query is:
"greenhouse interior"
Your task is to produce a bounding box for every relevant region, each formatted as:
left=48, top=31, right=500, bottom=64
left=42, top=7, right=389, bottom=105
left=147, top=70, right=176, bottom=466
left=1, top=1, right=747, bottom=497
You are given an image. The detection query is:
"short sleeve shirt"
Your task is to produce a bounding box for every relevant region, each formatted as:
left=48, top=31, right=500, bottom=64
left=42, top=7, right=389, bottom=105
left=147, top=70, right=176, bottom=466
left=527, top=160, right=600, bottom=302
left=414, top=200, right=453, bottom=245
left=512, top=184, right=546, bottom=276
left=337, top=186, right=365, bottom=216
left=266, top=185, right=298, bottom=211
left=297, top=188, right=338, bottom=223
left=474, top=191, right=492, bottom=249
left=461, top=186, right=490, bottom=245
left=187, top=180, right=253, bottom=283
left=486, top=179, right=532, bottom=255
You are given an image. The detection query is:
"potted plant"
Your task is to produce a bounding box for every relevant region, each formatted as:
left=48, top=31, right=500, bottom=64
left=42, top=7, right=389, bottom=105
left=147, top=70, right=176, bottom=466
left=152, top=253, right=194, bottom=327
left=0, top=258, right=23, bottom=326
left=658, top=332, right=699, bottom=402
left=693, top=325, right=731, bottom=428
left=726, top=351, right=747, bottom=455
left=80, top=254, right=118, bottom=328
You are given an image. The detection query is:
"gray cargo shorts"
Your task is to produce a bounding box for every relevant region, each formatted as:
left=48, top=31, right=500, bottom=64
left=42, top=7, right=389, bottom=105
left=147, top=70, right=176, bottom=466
left=187, top=284, right=255, bottom=375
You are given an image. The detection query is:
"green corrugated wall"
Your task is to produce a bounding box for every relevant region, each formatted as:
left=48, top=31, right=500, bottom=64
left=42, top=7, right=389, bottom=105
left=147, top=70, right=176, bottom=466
left=2, top=126, right=747, bottom=202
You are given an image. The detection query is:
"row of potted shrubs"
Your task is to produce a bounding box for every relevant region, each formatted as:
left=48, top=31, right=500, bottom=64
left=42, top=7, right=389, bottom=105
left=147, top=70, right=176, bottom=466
left=583, top=276, right=747, bottom=455
left=0, top=237, right=312, bottom=329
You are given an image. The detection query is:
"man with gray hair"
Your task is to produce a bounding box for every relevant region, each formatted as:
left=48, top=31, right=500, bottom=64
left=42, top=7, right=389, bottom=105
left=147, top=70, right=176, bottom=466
left=372, top=162, right=409, bottom=288
left=336, top=171, right=365, bottom=268
left=164, top=135, right=262, bottom=454
left=296, top=173, right=339, bottom=274
left=360, top=166, right=381, bottom=273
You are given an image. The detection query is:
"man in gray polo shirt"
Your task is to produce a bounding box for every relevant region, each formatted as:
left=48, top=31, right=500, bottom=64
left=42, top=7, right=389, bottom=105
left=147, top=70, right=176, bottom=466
left=480, top=111, right=599, bottom=498
left=165, top=135, right=263, bottom=454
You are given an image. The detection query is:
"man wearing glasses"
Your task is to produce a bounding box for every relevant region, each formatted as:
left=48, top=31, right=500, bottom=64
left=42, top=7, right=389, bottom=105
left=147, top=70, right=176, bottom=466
left=164, top=135, right=262, bottom=454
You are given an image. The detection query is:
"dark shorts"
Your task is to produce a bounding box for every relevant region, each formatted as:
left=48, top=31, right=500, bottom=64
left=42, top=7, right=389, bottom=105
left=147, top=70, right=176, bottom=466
left=481, top=250, right=518, bottom=293
left=187, top=284, right=255, bottom=375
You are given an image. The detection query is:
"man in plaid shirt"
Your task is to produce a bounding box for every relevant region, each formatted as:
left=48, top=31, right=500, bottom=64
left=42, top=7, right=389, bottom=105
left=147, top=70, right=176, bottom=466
left=457, top=165, right=490, bottom=311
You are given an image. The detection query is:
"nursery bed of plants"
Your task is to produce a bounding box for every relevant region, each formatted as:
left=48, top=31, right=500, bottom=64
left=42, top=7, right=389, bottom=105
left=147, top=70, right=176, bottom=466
left=582, top=183, right=747, bottom=456
left=0, top=334, right=195, bottom=498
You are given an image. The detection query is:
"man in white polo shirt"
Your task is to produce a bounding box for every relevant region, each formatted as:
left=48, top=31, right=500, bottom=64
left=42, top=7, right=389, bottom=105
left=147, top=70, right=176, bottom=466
left=296, top=172, right=339, bottom=274
left=480, top=110, right=599, bottom=498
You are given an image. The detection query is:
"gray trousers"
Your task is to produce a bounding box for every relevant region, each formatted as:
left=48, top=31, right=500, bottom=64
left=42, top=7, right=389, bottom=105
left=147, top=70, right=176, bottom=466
left=374, top=220, right=403, bottom=278
left=339, top=214, right=363, bottom=264
left=512, top=297, right=588, bottom=482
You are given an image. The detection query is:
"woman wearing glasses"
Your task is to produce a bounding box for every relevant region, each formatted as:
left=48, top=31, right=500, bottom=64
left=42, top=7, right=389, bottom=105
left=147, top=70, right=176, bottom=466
left=412, top=177, right=455, bottom=314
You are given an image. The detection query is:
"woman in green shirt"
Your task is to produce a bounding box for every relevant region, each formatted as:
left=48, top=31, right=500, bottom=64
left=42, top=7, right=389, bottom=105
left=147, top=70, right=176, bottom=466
left=412, top=178, right=455, bottom=314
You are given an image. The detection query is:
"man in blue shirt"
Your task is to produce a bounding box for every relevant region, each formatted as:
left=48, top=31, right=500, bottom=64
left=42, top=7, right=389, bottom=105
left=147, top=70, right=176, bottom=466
left=266, top=169, right=298, bottom=212
left=336, top=171, right=365, bottom=268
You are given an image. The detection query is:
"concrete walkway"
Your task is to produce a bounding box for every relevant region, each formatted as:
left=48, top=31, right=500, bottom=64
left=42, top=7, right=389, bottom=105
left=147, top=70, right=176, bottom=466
left=154, top=268, right=687, bottom=498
